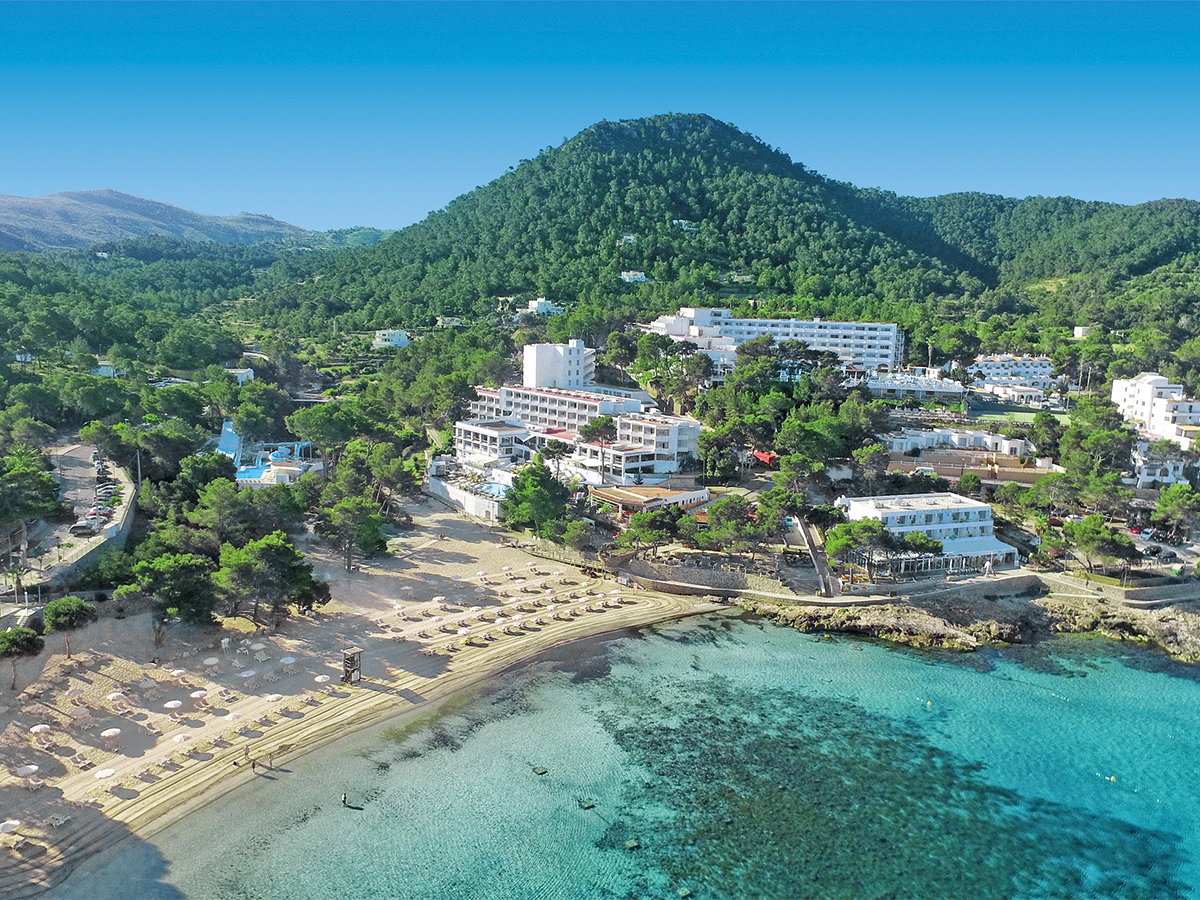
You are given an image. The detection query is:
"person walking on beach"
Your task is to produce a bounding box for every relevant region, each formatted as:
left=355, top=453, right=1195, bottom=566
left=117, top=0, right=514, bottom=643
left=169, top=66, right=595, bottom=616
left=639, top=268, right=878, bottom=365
left=243, top=745, right=249, bottom=760
left=341, top=792, right=347, bottom=807
left=251, top=759, right=257, bottom=774
left=268, top=752, right=274, bottom=769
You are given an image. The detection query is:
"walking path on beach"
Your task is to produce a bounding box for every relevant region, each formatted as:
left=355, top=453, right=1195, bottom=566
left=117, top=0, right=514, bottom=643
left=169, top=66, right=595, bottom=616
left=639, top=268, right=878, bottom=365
left=0, top=500, right=723, bottom=899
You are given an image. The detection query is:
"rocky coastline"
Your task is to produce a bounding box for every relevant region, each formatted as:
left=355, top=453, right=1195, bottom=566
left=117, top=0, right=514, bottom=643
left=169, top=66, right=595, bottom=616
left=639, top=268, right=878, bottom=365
left=740, top=584, right=1200, bottom=663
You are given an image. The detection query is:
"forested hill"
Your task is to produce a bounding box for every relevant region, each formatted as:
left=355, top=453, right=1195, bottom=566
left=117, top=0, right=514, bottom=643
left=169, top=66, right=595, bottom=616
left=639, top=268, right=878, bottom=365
left=0, top=188, right=311, bottom=251
left=246, top=113, right=1200, bottom=358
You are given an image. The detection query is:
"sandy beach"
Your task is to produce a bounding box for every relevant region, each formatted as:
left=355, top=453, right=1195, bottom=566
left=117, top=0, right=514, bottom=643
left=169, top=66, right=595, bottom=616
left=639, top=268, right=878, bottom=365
left=0, top=497, right=722, bottom=899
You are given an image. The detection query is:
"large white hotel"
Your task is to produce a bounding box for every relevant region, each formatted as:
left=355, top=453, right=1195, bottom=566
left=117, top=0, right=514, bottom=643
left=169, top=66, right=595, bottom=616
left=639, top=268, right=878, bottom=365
left=455, top=340, right=702, bottom=484
left=640, top=307, right=906, bottom=375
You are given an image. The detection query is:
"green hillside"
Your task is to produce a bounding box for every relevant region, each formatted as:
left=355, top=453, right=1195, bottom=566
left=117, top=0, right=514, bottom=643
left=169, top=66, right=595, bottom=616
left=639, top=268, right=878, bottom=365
left=240, top=114, right=1200, bottom=361
left=4, top=113, right=1200, bottom=390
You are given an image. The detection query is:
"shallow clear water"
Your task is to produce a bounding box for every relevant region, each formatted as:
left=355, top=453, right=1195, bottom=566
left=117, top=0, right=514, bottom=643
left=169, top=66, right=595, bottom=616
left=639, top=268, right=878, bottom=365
left=58, top=614, right=1200, bottom=899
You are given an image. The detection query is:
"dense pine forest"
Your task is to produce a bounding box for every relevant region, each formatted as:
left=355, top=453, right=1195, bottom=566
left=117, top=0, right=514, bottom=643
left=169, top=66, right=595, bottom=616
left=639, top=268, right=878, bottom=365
left=3, top=111, right=1200, bottom=608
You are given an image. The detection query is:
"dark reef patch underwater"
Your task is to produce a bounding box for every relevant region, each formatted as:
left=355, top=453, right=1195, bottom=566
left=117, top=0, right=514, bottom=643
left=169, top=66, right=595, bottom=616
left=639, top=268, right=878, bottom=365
left=592, top=674, right=1185, bottom=899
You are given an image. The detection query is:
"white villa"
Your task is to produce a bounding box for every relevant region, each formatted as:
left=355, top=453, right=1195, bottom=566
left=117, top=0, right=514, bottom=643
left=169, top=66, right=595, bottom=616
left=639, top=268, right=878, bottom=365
left=372, top=329, right=411, bottom=349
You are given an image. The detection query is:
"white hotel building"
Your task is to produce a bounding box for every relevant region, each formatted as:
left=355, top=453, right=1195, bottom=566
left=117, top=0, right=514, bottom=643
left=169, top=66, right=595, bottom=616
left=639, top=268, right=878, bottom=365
left=641, top=307, right=906, bottom=374
left=523, top=339, right=595, bottom=391
left=836, top=492, right=1018, bottom=572
left=457, top=342, right=702, bottom=484
left=968, top=354, right=1057, bottom=390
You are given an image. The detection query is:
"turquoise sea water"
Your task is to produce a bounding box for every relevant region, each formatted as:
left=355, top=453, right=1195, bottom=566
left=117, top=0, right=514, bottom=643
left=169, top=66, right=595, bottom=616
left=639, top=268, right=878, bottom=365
left=56, top=613, right=1200, bottom=899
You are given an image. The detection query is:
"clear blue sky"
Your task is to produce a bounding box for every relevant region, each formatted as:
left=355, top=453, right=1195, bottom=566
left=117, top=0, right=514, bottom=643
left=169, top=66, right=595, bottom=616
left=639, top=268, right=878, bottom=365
left=2, top=2, right=1198, bottom=231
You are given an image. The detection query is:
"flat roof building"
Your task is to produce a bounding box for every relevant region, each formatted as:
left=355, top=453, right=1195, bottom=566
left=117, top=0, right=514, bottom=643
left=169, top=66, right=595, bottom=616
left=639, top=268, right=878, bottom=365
left=641, top=307, right=905, bottom=372
left=837, top=492, right=1018, bottom=571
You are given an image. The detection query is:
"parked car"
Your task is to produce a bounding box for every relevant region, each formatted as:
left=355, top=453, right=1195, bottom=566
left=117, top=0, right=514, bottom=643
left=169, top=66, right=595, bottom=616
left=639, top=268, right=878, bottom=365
left=1168, top=535, right=1185, bottom=546
left=1160, top=549, right=1179, bottom=561
left=1049, top=516, right=1064, bottom=527
left=1129, top=526, right=1142, bottom=534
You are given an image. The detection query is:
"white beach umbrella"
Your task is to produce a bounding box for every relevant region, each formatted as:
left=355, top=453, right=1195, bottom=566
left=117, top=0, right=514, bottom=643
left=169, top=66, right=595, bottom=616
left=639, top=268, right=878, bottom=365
left=314, top=675, right=331, bottom=684
left=203, top=657, right=220, bottom=666
left=0, top=820, right=20, bottom=834
left=169, top=669, right=187, bottom=678
left=101, top=728, right=121, bottom=739
left=172, top=734, right=191, bottom=744
left=457, top=628, right=470, bottom=635
left=279, top=657, right=295, bottom=665
left=15, top=765, right=38, bottom=776
left=106, top=692, right=126, bottom=701
left=190, top=690, right=208, bottom=699
left=163, top=700, right=183, bottom=710
left=267, top=693, right=284, bottom=703
left=94, top=768, right=116, bottom=779
left=476, top=570, right=486, bottom=577
left=431, top=596, right=446, bottom=603
left=29, top=724, right=52, bottom=734
left=240, top=670, right=256, bottom=679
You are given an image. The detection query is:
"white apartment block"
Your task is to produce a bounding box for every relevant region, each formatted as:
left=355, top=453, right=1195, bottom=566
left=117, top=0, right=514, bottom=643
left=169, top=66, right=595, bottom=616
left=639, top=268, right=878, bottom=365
left=641, top=307, right=906, bottom=372
left=616, top=412, right=702, bottom=461
left=863, top=374, right=964, bottom=404
left=372, top=329, right=411, bottom=349
left=885, top=428, right=1034, bottom=457
left=523, top=339, right=596, bottom=390
left=837, top=493, right=1018, bottom=568
left=1111, top=372, right=1200, bottom=450
left=620, top=271, right=649, bottom=283
left=470, top=385, right=644, bottom=431
left=968, top=354, right=1056, bottom=390
left=1129, top=440, right=1189, bottom=489
left=453, top=420, right=531, bottom=467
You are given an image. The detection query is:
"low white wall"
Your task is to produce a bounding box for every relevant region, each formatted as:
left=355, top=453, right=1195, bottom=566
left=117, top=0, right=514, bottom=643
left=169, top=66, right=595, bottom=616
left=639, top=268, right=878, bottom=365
left=426, top=478, right=502, bottom=520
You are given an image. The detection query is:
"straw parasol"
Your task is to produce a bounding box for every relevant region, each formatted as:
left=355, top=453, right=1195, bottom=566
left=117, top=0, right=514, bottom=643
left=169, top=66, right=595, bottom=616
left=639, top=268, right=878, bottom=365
left=203, top=657, right=219, bottom=666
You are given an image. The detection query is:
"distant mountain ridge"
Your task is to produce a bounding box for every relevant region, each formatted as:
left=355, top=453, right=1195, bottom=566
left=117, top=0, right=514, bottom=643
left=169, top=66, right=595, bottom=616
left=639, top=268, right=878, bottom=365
left=0, top=188, right=308, bottom=251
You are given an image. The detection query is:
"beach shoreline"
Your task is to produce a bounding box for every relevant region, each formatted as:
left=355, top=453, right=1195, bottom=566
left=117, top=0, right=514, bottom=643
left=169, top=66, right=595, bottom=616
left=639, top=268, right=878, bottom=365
left=3, top=497, right=724, bottom=900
